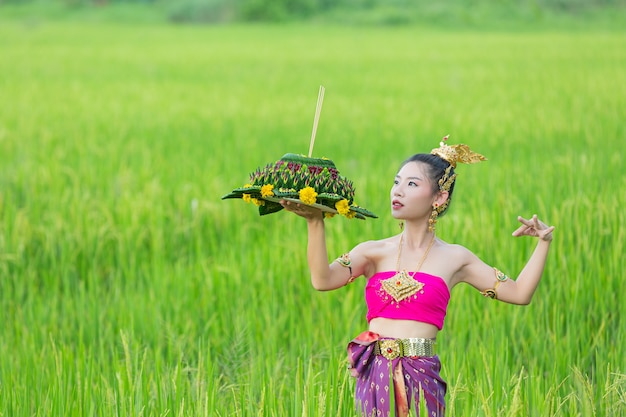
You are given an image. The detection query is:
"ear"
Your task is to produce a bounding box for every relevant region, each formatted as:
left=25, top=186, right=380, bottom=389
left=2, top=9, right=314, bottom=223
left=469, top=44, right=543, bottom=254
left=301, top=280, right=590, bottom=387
left=434, top=191, right=449, bottom=208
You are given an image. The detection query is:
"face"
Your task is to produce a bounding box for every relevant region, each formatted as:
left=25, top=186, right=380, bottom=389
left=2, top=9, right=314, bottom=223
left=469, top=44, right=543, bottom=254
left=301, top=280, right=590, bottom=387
left=390, top=161, right=437, bottom=220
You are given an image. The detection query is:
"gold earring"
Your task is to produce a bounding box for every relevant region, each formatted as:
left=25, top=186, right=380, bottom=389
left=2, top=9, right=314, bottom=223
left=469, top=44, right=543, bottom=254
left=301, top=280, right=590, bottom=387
left=399, top=221, right=404, bottom=230
left=428, top=204, right=439, bottom=233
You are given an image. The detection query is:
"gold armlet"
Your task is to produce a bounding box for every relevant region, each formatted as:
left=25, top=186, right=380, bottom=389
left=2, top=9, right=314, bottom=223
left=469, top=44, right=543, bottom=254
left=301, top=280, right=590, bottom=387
left=494, top=268, right=509, bottom=282
left=480, top=268, right=509, bottom=300
left=335, top=253, right=355, bottom=283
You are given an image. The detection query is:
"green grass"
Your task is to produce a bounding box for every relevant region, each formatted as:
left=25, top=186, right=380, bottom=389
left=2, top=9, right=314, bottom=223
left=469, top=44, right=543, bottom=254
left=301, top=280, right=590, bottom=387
left=0, top=18, right=625, bottom=416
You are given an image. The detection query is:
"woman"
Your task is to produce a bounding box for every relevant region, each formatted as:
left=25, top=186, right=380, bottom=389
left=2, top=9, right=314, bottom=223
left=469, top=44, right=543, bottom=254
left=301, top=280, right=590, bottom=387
left=280, top=139, right=555, bottom=417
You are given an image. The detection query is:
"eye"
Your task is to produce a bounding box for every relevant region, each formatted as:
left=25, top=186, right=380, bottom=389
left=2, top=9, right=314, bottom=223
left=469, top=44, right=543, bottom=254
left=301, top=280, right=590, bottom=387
left=393, top=179, right=399, bottom=185
left=408, top=181, right=418, bottom=187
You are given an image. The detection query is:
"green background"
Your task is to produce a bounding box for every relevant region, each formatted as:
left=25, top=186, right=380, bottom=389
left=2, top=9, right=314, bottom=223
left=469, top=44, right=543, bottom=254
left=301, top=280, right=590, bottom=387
left=1, top=3, right=625, bottom=415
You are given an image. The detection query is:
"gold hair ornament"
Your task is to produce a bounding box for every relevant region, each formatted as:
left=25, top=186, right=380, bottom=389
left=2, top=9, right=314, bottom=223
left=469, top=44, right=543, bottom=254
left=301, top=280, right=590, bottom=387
left=434, top=165, right=455, bottom=217
left=431, top=135, right=486, bottom=219
left=431, top=135, right=487, bottom=169
left=438, top=165, right=456, bottom=194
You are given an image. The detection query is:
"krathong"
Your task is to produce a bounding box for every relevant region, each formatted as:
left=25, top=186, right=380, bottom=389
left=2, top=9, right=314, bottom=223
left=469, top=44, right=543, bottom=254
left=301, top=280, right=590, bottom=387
left=221, top=153, right=377, bottom=220
left=221, top=86, right=377, bottom=220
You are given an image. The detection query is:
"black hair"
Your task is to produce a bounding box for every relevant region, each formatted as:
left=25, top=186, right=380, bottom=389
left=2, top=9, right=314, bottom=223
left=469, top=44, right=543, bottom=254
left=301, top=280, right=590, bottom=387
left=399, top=153, right=456, bottom=216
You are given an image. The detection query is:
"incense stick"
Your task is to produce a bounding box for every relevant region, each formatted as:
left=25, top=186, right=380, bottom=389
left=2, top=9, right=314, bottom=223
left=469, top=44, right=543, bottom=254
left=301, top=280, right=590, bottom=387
left=308, top=85, right=325, bottom=158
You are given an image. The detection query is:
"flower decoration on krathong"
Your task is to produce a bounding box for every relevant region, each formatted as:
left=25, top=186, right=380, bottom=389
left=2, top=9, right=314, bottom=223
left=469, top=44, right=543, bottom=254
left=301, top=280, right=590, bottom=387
left=222, top=153, right=377, bottom=220
left=261, top=184, right=275, bottom=198
left=335, top=199, right=350, bottom=216
left=299, top=186, right=318, bottom=205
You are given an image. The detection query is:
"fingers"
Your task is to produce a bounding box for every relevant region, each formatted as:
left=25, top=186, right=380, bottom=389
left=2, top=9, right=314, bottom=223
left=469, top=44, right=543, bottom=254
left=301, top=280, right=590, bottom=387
left=280, top=199, right=293, bottom=210
left=517, top=214, right=547, bottom=229
left=513, top=214, right=555, bottom=240
left=512, top=215, right=532, bottom=237
left=511, top=225, right=527, bottom=237
left=539, top=225, right=556, bottom=242
left=516, top=215, right=535, bottom=227
left=280, top=199, right=323, bottom=219
left=281, top=199, right=305, bottom=213
left=532, top=214, right=540, bottom=228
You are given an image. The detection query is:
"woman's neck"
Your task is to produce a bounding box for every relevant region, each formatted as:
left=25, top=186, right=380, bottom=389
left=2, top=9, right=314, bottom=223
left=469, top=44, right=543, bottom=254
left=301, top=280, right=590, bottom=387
left=400, top=223, right=435, bottom=249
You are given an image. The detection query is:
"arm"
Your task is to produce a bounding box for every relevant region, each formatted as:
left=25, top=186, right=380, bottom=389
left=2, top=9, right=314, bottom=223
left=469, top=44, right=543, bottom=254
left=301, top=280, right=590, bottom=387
left=460, top=215, right=555, bottom=305
left=281, top=200, right=370, bottom=291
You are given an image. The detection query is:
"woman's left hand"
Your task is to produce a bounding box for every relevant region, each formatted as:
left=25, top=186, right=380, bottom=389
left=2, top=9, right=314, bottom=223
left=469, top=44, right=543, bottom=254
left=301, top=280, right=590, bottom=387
left=512, top=215, right=555, bottom=242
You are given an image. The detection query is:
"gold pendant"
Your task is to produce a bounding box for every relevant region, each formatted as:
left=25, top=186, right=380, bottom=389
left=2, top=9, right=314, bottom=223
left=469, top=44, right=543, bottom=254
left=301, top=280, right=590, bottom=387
left=380, top=270, right=425, bottom=303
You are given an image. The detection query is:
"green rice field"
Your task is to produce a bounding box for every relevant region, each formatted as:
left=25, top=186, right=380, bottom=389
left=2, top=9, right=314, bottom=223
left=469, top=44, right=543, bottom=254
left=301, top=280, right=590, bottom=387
left=0, top=18, right=625, bottom=416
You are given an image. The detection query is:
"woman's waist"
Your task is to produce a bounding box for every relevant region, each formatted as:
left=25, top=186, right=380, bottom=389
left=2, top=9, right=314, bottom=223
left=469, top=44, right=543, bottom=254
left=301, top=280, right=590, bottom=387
left=368, top=317, right=439, bottom=339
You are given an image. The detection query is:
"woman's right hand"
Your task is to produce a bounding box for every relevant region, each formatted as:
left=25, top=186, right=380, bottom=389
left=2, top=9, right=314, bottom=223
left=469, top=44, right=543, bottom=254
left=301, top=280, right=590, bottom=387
left=280, top=199, right=324, bottom=220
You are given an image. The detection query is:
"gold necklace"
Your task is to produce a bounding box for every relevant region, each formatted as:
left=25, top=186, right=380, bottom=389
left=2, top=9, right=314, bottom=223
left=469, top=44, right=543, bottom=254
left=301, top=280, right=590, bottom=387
left=380, top=233, right=436, bottom=304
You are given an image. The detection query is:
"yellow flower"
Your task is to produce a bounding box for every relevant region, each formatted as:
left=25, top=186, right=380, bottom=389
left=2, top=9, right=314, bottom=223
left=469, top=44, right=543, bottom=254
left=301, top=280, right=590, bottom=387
left=261, top=184, right=274, bottom=198
left=252, top=198, right=265, bottom=206
left=335, top=199, right=350, bottom=215
left=243, top=194, right=251, bottom=203
left=324, top=212, right=336, bottom=219
left=345, top=210, right=357, bottom=219
left=299, top=186, right=317, bottom=205
left=243, top=183, right=252, bottom=188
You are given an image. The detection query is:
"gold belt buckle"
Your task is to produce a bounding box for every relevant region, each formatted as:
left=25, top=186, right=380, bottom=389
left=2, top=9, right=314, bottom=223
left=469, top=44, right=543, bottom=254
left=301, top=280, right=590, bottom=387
left=379, top=339, right=401, bottom=360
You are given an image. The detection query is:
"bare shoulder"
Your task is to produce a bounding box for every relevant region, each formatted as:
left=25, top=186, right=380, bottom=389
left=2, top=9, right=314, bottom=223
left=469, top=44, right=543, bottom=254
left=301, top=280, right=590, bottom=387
left=427, top=240, right=480, bottom=286
left=350, top=235, right=401, bottom=278
left=351, top=236, right=398, bottom=259
left=354, top=235, right=395, bottom=250
left=438, top=241, right=475, bottom=261
left=439, top=241, right=495, bottom=287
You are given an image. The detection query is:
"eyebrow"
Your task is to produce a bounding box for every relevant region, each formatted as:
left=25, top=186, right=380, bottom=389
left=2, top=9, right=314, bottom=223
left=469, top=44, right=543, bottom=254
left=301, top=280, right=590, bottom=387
left=395, top=175, right=423, bottom=181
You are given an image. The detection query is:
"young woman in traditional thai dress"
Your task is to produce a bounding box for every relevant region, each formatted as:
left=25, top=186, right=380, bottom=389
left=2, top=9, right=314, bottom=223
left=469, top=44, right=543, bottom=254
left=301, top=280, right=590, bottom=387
left=281, top=139, right=555, bottom=417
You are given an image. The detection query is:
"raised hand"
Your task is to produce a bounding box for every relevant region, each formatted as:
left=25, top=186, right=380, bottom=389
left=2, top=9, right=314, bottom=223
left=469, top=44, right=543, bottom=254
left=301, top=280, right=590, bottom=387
left=512, top=215, right=555, bottom=242
left=280, top=199, right=324, bottom=220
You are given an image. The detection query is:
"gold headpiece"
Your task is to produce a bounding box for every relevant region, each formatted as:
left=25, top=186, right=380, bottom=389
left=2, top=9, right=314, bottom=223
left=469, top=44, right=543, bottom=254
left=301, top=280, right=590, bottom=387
left=431, top=135, right=487, bottom=168
left=430, top=136, right=486, bottom=217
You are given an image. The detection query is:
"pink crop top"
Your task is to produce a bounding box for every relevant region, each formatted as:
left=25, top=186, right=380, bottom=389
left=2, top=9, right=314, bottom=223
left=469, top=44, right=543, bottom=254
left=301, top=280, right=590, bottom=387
left=365, top=271, right=451, bottom=330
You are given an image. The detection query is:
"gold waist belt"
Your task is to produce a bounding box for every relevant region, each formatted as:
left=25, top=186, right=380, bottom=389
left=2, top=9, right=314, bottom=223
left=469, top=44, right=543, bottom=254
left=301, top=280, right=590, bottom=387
left=374, top=338, right=436, bottom=360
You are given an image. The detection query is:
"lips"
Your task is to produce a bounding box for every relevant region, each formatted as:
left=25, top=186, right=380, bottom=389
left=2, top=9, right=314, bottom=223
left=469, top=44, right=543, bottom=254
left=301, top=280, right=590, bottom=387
left=392, top=199, right=403, bottom=210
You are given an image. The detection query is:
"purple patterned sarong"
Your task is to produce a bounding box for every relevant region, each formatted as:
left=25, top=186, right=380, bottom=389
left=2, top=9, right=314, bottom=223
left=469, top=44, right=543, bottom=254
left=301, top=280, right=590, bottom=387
left=347, top=331, right=447, bottom=417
